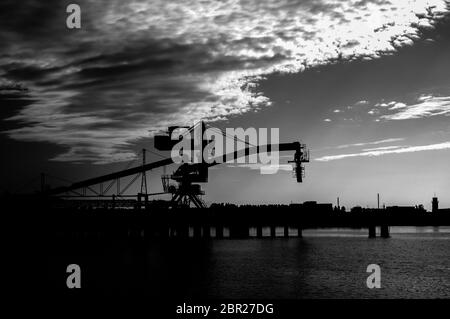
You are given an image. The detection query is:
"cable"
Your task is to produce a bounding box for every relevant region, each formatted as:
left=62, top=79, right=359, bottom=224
left=122, top=156, right=139, bottom=170
left=143, top=147, right=167, bottom=160
left=205, top=123, right=255, bottom=147
left=205, top=123, right=259, bottom=148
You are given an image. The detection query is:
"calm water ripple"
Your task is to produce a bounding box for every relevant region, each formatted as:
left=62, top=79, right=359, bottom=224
left=143, top=227, right=450, bottom=299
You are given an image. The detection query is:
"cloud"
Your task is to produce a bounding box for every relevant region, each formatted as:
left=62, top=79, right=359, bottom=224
left=389, top=102, right=407, bottom=110
left=315, top=141, right=450, bottom=161
left=362, top=145, right=404, bottom=151
left=335, top=138, right=405, bottom=149
left=380, top=95, right=450, bottom=120
left=1, top=0, right=449, bottom=162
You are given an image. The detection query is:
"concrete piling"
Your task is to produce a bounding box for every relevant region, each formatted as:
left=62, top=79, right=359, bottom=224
left=283, top=226, right=289, bottom=238
left=380, top=225, right=390, bottom=238
left=368, top=225, right=376, bottom=238
left=256, top=226, right=263, bottom=238
left=270, top=226, right=276, bottom=238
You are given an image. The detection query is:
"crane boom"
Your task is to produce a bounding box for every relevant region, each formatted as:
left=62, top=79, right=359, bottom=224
left=208, top=142, right=302, bottom=167
left=45, top=142, right=307, bottom=196
left=46, top=158, right=172, bottom=195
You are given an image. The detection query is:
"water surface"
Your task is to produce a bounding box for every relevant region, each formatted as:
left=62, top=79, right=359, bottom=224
left=49, top=227, right=450, bottom=299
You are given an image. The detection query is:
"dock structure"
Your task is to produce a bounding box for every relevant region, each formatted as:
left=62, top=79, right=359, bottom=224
left=368, top=225, right=376, bottom=238
left=167, top=224, right=306, bottom=239
left=380, top=225, right=390, bottom=238
left=13, top=196, right=450, bottom=242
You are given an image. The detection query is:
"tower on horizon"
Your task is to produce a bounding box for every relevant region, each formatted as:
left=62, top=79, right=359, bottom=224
left=432, top=196, right=439, bottom=213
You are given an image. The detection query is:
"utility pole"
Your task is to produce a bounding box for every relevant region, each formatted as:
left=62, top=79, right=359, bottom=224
left=377, top=193, right=380, bottom=210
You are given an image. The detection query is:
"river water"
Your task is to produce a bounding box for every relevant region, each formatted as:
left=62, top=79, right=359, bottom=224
left=49, top=226, right=450, bottom=299
left=137, top=226, right=449, bottom=299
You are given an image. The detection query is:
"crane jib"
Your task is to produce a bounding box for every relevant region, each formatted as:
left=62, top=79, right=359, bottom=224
left=45, top=142, right=307, bottom=196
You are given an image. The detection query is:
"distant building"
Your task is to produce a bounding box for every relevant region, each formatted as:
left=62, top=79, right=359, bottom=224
left=302, top=201, right=317, bottom=208
left=432, top=197, right=439, bottom=213
left=386, top=206, right=418, bottom=214
left=351, top=206, right=363, bottom=214
left=290, top=201, right=333, bottom=213
left=317, top=203, right=333, bottom=211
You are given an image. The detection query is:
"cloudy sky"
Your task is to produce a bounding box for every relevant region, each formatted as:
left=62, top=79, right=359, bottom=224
left=1, top=0, right=449, bottom=209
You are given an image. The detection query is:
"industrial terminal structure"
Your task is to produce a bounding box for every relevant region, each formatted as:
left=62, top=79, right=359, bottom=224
left=41, top=121, right=310, bottom=209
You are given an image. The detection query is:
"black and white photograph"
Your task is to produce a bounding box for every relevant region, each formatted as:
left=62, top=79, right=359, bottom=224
left=1, top=0, right=450, bottom=315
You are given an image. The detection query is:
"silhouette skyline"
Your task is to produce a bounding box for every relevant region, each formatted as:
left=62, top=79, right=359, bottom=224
left=1, top=1, right=450, bottom=209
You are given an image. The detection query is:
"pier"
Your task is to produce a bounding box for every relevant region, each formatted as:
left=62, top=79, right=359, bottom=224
left=12, top=199, right=449, bottom=242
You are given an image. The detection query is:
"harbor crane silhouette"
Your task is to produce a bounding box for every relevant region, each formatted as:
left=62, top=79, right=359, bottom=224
left=43, top=122, right=310, bottom=208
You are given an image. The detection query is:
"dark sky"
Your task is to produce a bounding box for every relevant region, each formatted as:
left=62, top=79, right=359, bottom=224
left=1, top=0, right=449, bottom=209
